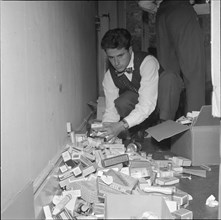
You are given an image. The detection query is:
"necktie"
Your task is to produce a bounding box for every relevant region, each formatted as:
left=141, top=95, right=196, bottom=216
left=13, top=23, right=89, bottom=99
left=125, top=67, right=133, bottom=74
left=116, top=67, right=133, bottom=77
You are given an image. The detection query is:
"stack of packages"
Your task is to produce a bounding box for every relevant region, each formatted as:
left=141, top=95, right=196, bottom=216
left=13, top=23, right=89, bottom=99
left=43, top=121, right=196, bottom=220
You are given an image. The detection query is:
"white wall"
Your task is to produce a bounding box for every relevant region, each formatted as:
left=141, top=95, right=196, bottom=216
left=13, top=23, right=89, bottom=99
left=97, top=1, right=127, bottom=96
left=211, top=0, right=220, bottom=118
left=1, top=1, right=98, bottom=213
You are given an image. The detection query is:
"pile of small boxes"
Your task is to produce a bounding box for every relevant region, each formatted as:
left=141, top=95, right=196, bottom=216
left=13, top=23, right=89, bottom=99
left=43, top=122, right=195, bottom=219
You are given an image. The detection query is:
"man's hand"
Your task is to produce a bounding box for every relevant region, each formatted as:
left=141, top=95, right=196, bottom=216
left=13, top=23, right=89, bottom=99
left=98, top=122, right=125, bottom=142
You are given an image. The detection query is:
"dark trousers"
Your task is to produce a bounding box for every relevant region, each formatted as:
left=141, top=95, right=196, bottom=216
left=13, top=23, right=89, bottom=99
left=156, top=1, right=206, bottom=113
left=114, top=90, right=159, bottom=134
left=114, top=68, right=184, bottom=126
left=158, top=70, right=184, bottom=120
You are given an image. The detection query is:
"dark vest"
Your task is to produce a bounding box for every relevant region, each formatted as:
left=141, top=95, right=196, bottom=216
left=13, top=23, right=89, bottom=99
left=109, top=51, right=149, bottom=95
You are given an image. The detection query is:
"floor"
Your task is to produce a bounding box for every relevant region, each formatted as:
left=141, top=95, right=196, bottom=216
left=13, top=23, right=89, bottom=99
left=135, top=135, right=220, bottom=219
left=131, top=135, right=175, bottom=160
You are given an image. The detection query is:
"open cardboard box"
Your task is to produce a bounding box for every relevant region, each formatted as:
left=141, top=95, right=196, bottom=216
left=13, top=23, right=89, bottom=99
left=146, top=105, right=220, bottom=166
left=96, top=96, right=105, bottom=121
left=105, top=194, right=173, bottom=219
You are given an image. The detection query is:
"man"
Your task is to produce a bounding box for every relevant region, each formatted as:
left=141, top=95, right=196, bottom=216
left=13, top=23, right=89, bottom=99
left=99, top=28, right=159, bottom=142
left=139, top=0, right=206, bottom=115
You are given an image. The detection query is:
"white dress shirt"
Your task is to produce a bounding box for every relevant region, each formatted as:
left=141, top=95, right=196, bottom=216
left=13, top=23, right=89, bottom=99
left=102, top=52, right=159, bottom=128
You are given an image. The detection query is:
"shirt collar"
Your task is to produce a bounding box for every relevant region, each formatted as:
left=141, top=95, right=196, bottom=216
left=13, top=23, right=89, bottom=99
left=127, top=51, right=134, bottom=70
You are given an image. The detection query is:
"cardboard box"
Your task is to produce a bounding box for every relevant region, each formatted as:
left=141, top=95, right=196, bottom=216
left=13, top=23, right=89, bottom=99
left=96, top=96, right=105, bottom=120
left=146, top=106, right=220, bottom=166
left=105, top=194, right=173, bottom=219
left=172, top=208, right=193, bottom=219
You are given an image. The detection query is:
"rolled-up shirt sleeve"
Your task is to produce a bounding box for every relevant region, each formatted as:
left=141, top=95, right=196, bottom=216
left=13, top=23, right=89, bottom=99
left=124, top=55, right=159, bottom=128
left=102, top=70, right=120, bottom=123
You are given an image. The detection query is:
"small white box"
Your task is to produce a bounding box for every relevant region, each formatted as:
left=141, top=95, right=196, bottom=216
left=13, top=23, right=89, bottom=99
left=97, top=96, right=106, bottom=120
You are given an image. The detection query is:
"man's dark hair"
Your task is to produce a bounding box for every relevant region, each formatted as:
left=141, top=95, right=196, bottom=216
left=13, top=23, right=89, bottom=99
left=101, top=28, right=132, bottom=51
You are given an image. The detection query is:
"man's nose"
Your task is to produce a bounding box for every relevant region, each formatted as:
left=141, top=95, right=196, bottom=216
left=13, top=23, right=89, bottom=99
left=113, top=57, right=120, bottom=66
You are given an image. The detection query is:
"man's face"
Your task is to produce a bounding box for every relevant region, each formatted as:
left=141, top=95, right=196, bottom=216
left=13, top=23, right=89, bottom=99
left=105, top=47, right=132, bottom=73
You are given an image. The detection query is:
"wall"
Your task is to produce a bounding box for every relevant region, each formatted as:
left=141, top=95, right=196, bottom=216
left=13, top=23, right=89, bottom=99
left=97, top=1, right=118, bottom=96
left=96, top=1, right=127, bottom=96
left=128, top=1, right=212, bottom=104
left=126, top=1, right=143, bottom=51
left=1, top=1, right=98, bottom=214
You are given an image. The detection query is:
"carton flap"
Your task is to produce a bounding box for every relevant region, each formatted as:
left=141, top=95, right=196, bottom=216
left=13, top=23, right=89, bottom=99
left=105, top=194, right=173, bottom=219
left=146, top=120, right=190, bottom=142
left=194, top=105, right=220, bottom=126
